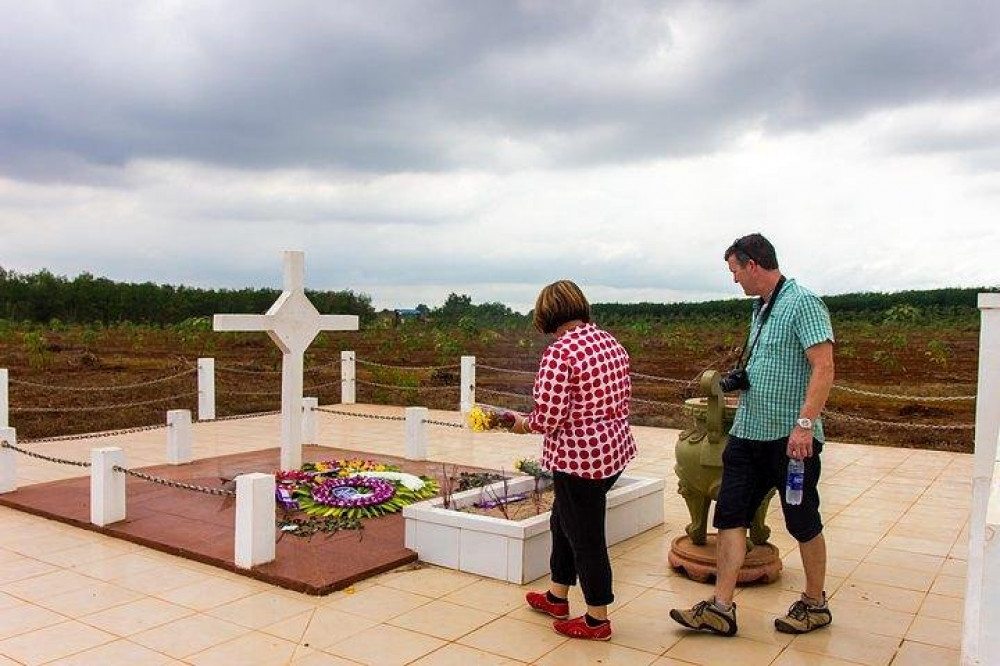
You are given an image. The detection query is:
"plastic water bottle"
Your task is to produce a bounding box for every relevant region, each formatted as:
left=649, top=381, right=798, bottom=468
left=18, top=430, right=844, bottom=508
left=786, top=458, right=805, bottom=506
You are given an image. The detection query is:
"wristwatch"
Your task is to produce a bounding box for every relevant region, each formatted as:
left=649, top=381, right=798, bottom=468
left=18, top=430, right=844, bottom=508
left=795, top=417, right=813, bottom=430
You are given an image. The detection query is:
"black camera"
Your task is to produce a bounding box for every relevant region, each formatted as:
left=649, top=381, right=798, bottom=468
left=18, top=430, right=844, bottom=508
left=719, top=368, right=750, bottom=393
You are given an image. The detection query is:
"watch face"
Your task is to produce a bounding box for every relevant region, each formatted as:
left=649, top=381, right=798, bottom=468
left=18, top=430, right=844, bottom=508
left=797, top=418, right=813, bottom=429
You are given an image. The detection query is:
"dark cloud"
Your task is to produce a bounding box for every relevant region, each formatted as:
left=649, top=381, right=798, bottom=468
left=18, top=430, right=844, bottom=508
left=2, top=0, right=998, bottom=181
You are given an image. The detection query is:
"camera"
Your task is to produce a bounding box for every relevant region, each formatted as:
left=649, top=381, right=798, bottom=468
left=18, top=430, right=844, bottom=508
left=719, top=368, right=750, bottom=393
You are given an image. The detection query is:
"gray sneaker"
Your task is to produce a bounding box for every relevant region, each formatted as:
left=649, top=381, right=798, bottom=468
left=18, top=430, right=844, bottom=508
left=669, top=599, right=737, bottom=637
left=774, top=594, right=832, bottom=634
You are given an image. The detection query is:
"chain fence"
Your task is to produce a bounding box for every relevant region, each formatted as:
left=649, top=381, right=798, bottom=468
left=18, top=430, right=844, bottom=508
left=356, top=379, right=455, bottom=392
left=21, top=422, right=171, bottom=445
left=112, top=466, right=236, bottom=497
left=315, top=407, right=407, bottom=422
left=357, top=359, right=460, bottom=372
left=824, top=410, right=976, bottom=430
left=216, top=364, right=282, bottom=375
left=1, top=438, right=235, bottom=496
left=1, top=439, right=91, bottom=467
left=476, top=364, right=536, bottom=376
left=830, top=385, right=976, bottom=402
left=207, top=409, right=282, bottom=422
left=11, top=391, right=198, bottom=413
left=314, top=406, right=462, bottom=429
left=8, top=367, right=197, bottom=392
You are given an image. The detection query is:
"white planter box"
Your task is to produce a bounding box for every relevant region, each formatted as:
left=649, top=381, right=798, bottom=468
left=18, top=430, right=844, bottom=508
left=403, top=474, right=664, bottom=584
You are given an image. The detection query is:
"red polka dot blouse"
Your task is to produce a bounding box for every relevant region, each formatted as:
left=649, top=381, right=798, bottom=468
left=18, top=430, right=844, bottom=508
left=526, top=322, right=636, bottom=479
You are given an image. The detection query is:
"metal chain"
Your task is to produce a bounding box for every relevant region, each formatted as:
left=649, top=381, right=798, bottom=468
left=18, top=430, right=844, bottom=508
left=477, top=388, right=534, bottom=401
left=8, top=367, right=197, bottom=392
left=315, top=407, right=407, bottom=422
left=630, top=396, right=675, bottom=406
left=1, top=440, right=91, bottom=467
left=357, top=359, right=460, bottom=371
left=112, top=465, right=236, bottom=497
left=219, top=387, right=281, bottom=396
left=12, top=391, right=198, bottom=413
left=830, top=385, right=976, bottom=402
left=824, top=410, right=975, bottom=430
left=422, top=418, right=464, bottom=429
left=21, top=422, right=171, bottom=444
left=304, top=380, right=342, bottom=391
left=356, top=379, right=455, bottom=392
left=630, top=372, right=693, bottom=385
left=207, top=410, right=282, bottom=422
left=215, top=364, right=283, bottom=375
left=476, top=364, right=536, bottom=376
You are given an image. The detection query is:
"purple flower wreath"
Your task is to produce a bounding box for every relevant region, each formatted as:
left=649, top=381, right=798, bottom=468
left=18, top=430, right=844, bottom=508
left=311, top=476, right=396, bottom=508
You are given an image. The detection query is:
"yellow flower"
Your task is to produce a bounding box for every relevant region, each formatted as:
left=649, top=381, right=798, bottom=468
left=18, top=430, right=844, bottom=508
left=467, top=405, right=493, bottom=432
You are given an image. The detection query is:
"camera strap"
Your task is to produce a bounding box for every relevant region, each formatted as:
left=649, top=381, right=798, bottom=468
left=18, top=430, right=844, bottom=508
left=735, top=275, right=786, bottom=370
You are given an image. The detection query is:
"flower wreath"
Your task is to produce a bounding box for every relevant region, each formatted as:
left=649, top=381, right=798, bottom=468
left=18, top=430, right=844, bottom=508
left=279, top=458, right=439, bottom=519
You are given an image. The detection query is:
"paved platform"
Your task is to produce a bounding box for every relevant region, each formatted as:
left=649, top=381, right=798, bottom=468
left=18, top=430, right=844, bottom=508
left=0, top=404, right=970, bottom=665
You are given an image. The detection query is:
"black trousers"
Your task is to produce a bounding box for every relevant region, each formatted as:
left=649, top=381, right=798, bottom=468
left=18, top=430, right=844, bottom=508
left=549, top=470, right=622, bottom=607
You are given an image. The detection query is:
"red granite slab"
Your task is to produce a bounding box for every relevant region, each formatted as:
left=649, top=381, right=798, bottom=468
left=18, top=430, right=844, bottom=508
left=0, top=445, right=481, bottom=595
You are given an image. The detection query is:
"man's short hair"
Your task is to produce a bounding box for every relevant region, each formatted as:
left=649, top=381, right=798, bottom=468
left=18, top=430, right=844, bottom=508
left=724, top=233, right=779, bottom=270
left=533, top=280, right=591, bottom=334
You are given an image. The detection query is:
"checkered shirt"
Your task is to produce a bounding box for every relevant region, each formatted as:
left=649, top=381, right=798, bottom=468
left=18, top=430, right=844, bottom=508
left=730, top=278, right=835, bottom=442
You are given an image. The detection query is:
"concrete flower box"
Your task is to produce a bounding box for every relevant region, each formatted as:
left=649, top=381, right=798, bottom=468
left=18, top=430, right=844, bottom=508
left=402, top=474, right=664, bottom=584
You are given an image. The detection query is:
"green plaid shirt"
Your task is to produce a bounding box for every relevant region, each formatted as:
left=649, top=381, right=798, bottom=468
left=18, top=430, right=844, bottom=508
left=730, top=278, right=834, bottom=442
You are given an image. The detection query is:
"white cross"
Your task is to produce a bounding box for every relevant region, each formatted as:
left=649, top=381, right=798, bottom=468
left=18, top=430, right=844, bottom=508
left=214, top=251, right=359, bottom=470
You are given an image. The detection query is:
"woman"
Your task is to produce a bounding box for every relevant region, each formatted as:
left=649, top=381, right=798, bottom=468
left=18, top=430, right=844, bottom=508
left=512, top=280, right=636, bottom=641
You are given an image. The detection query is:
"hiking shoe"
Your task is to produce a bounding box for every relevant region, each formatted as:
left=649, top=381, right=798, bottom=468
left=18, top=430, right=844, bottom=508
left=525, top=591, right=569, bottom=619
left=669, top=599, right=738, bottom=636
left=774, top=595, right=832, bottom=634
left=553, top=615, right=612, bottom=641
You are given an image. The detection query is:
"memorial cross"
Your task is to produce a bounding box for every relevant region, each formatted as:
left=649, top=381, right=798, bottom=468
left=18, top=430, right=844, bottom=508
left=214, top=251, right=358, bottom=470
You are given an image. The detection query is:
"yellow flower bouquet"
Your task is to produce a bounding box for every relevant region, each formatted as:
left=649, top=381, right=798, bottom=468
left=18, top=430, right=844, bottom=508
left=467, top=404, right=519, bottom=432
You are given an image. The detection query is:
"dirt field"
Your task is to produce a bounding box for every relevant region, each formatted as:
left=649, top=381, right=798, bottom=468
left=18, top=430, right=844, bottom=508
left=0, top=320, right=978, bottom=452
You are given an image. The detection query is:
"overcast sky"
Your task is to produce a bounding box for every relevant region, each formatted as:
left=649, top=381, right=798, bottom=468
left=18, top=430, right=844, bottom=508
left=1, top=1, right=998, bottom=312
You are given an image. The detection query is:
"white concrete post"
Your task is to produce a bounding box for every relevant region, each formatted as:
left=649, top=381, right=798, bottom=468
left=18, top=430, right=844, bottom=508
left=460, top=355, right=476, bottom=415
left=235, top=472, right=276, bottom=569
left=0, top=369, right=8, bottom=428
left=167, top=409, right=193, bottom=464
left=197, top=358, right=216, bottom=421
left=963, top=293, right=1000, bottom=666
left=302, top=397, right=318, bottom=444
left=341, top=351, right=356, bottom=404
left=0, top=427, right=16, bottom=493
left=91, top=447, right=126, bottom=527
left=405, top=406, right=428, bottom=461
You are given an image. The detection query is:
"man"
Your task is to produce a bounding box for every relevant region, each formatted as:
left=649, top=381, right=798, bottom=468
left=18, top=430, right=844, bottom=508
left=670, top=233, right=835, bottom=637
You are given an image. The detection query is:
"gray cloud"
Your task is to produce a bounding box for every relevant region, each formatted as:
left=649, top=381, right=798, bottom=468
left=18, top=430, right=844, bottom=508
left=3, top=0, right=999, bottom=182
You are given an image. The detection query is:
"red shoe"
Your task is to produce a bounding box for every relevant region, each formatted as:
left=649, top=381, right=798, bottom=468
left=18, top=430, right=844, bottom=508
left=553, top=615, right=612, bottom=641
left=525, top=591, right=569, bottom=619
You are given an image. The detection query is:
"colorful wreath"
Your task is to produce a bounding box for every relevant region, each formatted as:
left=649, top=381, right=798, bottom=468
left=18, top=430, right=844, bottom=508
left=281, top=458, right=440, bottom=520
left=312, top=476, right=396, bottom=508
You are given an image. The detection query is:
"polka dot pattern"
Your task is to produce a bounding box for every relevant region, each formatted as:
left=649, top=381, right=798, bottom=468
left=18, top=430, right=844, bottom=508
left=526, top=323, right=636, bottom=479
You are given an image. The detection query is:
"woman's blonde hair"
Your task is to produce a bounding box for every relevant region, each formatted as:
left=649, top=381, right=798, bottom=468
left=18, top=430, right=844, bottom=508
left=533, top=280, right=591, bottom=334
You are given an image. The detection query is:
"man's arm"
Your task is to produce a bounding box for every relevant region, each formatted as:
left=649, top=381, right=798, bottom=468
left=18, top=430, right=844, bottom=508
left=788, top=340, right=835, bottom=459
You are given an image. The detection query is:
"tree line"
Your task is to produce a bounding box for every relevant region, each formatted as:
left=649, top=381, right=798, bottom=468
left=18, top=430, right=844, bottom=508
left=0, top=266, right=993, bottom=328
left=0, top=267, right=376, bottom=325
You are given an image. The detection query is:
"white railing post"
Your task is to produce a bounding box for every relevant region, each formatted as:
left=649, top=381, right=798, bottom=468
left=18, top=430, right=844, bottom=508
left=302, top=397, right=318, bottom=444
left=405, top=406, right=428, bottom=461
left=341, top=351, right=356, bottom=404
left=235, top=472, right=276, bottom=569
left=0, top=427, right=16, bottom=493
left=460, top=355, right=476, bottom=415
left=167, top=409, right=193, bottom=464
left=198, top=358, right=215, bottom=421
left=963, top=293, right=1000, bottom=666
left=0, top=369, right=8, bottom=428
left=91, top=447, right=126, bottom=527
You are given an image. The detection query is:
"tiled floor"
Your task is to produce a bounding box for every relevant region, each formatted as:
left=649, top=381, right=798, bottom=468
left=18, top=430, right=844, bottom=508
left=0, top=404, right=969, bottom=665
